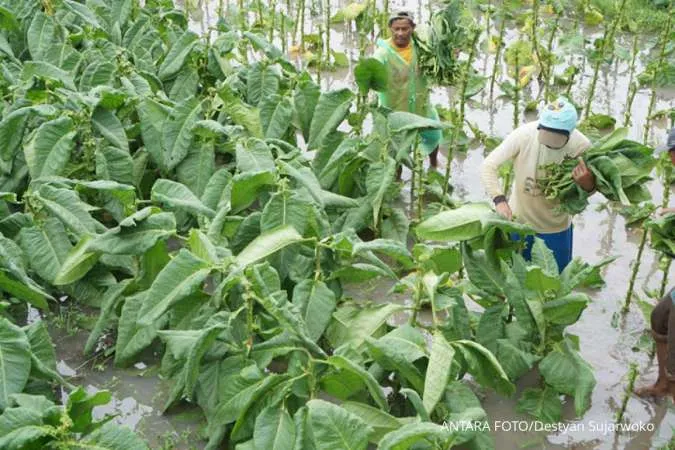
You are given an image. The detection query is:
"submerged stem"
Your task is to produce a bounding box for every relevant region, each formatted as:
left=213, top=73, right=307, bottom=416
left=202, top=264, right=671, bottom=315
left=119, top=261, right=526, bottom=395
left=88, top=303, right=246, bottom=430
left=623, top=228, right=647, bottom=314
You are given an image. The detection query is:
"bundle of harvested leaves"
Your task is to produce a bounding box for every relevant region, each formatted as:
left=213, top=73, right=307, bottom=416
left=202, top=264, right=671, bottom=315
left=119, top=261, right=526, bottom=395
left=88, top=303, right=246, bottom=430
left=646, top=212, right=675, bottom=257
left=414, top=0, right=471, bottom=85
left=538, top=128, right=655, bottom=215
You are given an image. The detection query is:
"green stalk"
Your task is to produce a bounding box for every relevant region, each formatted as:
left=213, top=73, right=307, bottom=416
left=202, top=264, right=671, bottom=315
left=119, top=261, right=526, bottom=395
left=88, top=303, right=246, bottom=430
left=489, top=19, right=506, bottom=99
left=415, top=136, right=424, bottom=222
left=622, top=35, right=639, bottom=127
left=324, top=0, right=330, bottom=67
left=382, top=0, right=389, bottom=37
left=643, top=7, right=672, bottom=144
left=300, top=0, right=306, bottom=52
left=410, top=271, right=423, bottom=326
left=530, top=0, right=545, bottom=100
left=443, top=30, right=480, bottom=198
left=238, top=0, right=245, bottom=29
left=317, top=24, right=323, bottom=86
left=615, top=363, right=638, bottom=423
left=543, top=12, right=562, bottom=101
left=269, top=0, right=276, bottom=42
left=623, top=228, right=647, bottom=314
left=280, top=11, right=286, bottom=53
left=584, top=0, right=628, bottom=119
left=256, top=0, right=264, bottom=26
left=483, top=0, right=491, bottom=77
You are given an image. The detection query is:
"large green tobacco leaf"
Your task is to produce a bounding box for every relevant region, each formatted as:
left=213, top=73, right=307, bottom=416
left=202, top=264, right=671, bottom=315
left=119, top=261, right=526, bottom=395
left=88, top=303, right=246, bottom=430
left=378, top=422, right=454, bottom=450
left=366, top=157, right=397, bottom=228
left=236, top=139, right=275, bottom=174
left=151, top=179, right=215, bottom=218
left=423, top=331, right=455, bottom=415
left=96, top=146, right=134, bottom=184
left=79, top=61, right=116, bottom=92
left=80, top=422, right=149, bottom=450
left=260, top=94, right=293, bottom=139
left=0, top=318, right=31, bottom=410
left=24, top=321, right=63, bottom=384
left=219, top=85, right=263, bottom=138
left=22, top=61, right=76, bottom=90
left=307, top=399, right=371, bottom=450
left=137, top=98, right=171, bottom=170
left=253, top=405, right=296, bottom=450
left=91, top=107, right=128, bottom=153
left=354, top=58, right=387, bottom=95
left=247, top=63, right=280, bottom=106
left=88, top=210, right=176, bottom=255
left=451, top=340, right=514, bottom=396
left=162, top=98, right=203, bottom=170
left=158, top=30, right=199, bottom=81
left=326, top=356, right=388, bottom=411
left=231, top=171, right=277, bottom=212
left=53, top=236, right=99, bottom=285
left=261, top=191, right=311, bottom=235
left=292, top=279, right=337, bottom=342
left=542, top=293, right=589, bottom=326
left=0, top=105, right=56, bottom=169
left=234, top=225, right=303, bottom=269
left=416, top=203, right=493, bottom=241
left=495, top=339, right=539, bottom=381
left=34, top=185, right=105, bottom=237
left=388, top=111, right=448, bottom=133
left=341, top=402, right=400, bottom=443
left=461, top=244, right=504, bottom=297
left=293, top=73, right=320, bottom=141
left=365, top=337, right=425, bottom=392
left=516, top=387, right=562, bottom=424
left=326, top=303, right=405, bottom=349
left=307, top=89, right=353, bottom=150
left=18, top=218, right=70, bottom=284
left=137, top=249, right=211, bottom=326
left=539, top=338, right=595, bottom=416
left=23, top=117, right=75, bottom=179
left=176, top=142, right=215, bottom=198
left=352, top=239, right=414, bottom=269
left=27, top=12, right=58, bottom=62
left=115, top=292, right=162, bottom=366
left=0, top=236, right=51, bottom=309
left=530, top=238, right=559, bottom=276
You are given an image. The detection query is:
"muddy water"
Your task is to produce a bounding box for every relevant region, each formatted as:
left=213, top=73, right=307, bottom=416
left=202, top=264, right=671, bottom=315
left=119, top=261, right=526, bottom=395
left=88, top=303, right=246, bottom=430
left=51, top=1, right=675, bottom=449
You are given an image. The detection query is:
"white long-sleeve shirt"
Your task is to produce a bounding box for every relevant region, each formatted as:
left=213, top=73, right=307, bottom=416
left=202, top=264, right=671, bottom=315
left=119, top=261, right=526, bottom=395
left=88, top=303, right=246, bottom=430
left=481, top=121, right=591, bottom=233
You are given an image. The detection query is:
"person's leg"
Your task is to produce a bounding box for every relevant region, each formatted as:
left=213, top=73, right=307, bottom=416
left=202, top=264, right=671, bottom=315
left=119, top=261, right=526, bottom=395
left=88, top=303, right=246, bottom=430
left=428, top=146, right=439, bottom=167
left=636, top=292, right=672, bottom=397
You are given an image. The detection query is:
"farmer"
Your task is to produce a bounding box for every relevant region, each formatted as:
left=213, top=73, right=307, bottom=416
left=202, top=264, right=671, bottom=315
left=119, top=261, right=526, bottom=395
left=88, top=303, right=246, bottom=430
left=480, top=97, right=595, bottom=271
left=636, top=127, right=675, bottom=400
left=374, top=11, right=442, bottom=173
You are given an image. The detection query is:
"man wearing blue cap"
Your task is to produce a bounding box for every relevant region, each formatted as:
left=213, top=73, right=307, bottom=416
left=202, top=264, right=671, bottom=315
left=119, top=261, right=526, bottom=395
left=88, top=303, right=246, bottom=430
left=636, top=127, right=675, bottom=400
left=481, top=97, right=595, bottom=271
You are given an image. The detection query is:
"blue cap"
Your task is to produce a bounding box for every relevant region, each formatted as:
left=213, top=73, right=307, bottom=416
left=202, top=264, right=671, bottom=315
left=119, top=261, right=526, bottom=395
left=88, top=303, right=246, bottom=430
left=538, top=97, right=578, bottom=133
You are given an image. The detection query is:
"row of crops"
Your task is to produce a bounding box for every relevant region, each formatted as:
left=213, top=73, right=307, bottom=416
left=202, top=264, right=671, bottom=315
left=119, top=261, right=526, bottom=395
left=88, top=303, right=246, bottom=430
left=0, top=0, right=673, bottom=449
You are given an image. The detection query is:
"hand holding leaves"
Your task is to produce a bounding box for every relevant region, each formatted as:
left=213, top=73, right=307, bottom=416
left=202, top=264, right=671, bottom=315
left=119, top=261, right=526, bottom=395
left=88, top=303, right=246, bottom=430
left=572, top=157, right=595, bottom=193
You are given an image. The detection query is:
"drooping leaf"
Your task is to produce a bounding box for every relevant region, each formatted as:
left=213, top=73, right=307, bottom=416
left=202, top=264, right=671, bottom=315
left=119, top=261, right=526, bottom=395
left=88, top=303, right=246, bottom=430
left=0, top=318, right=31, bottom=410
left=307, top=399, right=371, bottom=450
left=23, top=117, right=75, bottom=179
left=91, top=107, right=128, bottom=153
left=307, top=89, right=353, bottom=150
left=516, top=387, right=562, bottom=424
left=260, top=94, right=293, bottom=139
left=253, top=405, right=296, bottom=450
left=292, top=279, right=337, bottom=342
left=234, top=225, right=303, bottom=269
left=151, top=179, right=215, bottom=218
left=162, top=98, right=203, bottom=170
left=326, top=355, right=388, bottom=411
left=378, top=422, right=453, bottom=450
left=423, top=331, right=455, bottom=415
left=158, top=30, right=199, bottom=80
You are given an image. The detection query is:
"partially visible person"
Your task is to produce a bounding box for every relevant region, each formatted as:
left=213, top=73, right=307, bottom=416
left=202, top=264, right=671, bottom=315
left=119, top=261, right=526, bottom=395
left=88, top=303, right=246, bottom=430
left=636, top=126, right=675, bottom=400
left=374, top=11, right=442, bottom=172
left=480, top=97, right=594, bottom=272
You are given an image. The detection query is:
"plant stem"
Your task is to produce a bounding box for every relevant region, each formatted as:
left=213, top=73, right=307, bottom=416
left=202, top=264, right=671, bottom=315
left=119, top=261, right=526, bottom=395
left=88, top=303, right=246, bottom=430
left=622, top=35, right=639, bottom=127
left=513, top=51, right=520, bottom=129
left=256, top=0, right=264, bottom=26
left=269, top=0, right=276, bottom=42
left=643, top=6, right=672, bottom=144
left=489, top=19, right=506, bottom=100
left=530, top=0, right=545, bottom=100
left=410, top=271, right=423, bottom=326
left=585, top=0, right=628, bottom=119
left=324, top=0, right=330, bottom=67
left=543, top=12, right=561, bottom=101
left=623, top=228, right=647, bottom=314
left=300, top=0, right=306, bottom=52
left=615, top=363, right=638, bottom=423
left=415, top=136, right=424, bottom=222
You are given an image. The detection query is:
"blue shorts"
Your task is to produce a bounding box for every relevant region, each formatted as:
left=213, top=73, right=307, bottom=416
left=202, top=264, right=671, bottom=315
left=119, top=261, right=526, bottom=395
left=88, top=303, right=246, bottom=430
left=510, top=226, right=573, bottom=273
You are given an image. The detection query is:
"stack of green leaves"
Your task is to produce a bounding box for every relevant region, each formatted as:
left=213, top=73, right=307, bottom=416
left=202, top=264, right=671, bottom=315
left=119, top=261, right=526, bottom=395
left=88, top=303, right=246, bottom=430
left=414, top=0, right=471, bottom=85
left=646, top=212, right=675, bottom=257
left=538, top=128, right=655, bottom=215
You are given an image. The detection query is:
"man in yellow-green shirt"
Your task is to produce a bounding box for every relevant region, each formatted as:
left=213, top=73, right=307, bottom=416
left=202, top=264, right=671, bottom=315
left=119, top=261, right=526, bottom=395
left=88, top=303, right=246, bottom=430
left=374, top=11, right=441, bottom=169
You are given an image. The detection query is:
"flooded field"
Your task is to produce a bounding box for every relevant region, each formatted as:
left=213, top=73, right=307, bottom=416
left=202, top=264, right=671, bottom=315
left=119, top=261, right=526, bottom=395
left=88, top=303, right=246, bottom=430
left=44, top=0, right=675, bottom=449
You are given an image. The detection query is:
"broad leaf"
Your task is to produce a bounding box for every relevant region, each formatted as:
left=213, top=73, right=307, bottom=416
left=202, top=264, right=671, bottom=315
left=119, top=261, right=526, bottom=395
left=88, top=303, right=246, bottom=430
left=162, top=98, right=203, bottom=170
left=307, top=89, right=353, bottom=150
left=253, top=405, right=296, bottom=450
left=307, top=399, right=371, bottom=450
left=23, top=117, right=75, bottom=179
left=151, top=179, right=215, bottom=218
left=423, top=332, right=455, bottom=414
left=158, top=30, right=199, bottom=80
left=516, top=387, right=562, bottom=424
left=234, top=225, right=303, bottom=268
left=0, top=319, right=31, bottom=410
